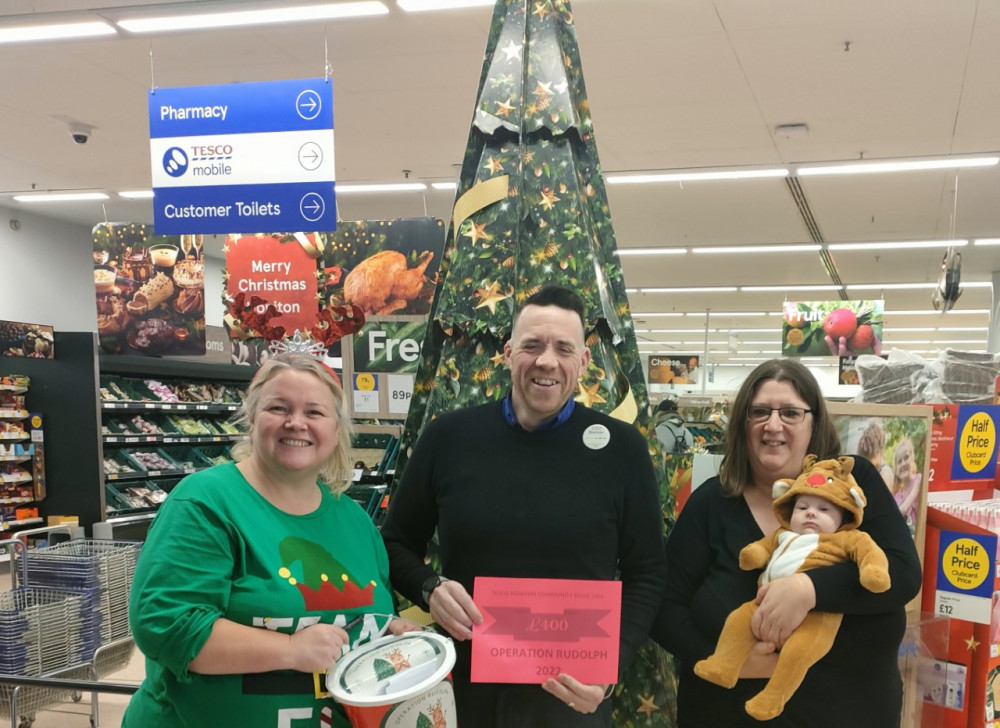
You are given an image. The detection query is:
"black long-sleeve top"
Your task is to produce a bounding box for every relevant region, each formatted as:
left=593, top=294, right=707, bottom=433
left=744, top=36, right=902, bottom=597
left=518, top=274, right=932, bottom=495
left=381, top=401, right=667, bottom=680
left=651, top=455, right=922, bottom=727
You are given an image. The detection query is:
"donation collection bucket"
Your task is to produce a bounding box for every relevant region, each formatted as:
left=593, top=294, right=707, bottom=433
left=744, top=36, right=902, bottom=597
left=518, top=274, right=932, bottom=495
left=328, top=631, right=457, bottom=727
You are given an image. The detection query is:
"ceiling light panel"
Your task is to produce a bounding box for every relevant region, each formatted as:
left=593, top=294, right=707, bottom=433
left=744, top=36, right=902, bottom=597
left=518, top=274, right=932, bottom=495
left=796, top=156, right=999, bottom=176
left=117, top=2, right=388, bottom=33
left=13, top=192, right=109, bottom=202
left=0, top=21, right=116, bottom=43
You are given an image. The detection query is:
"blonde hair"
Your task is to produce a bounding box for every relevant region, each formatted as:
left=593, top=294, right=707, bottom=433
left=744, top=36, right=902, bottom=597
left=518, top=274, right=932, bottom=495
left=892, top=437, right=916, bottom=492
left=230, top=354, right=354, bottom=494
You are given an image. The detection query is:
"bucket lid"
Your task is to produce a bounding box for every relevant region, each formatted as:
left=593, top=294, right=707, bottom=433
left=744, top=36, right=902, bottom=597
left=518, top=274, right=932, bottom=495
left=327, top=632, right=456, bottom=707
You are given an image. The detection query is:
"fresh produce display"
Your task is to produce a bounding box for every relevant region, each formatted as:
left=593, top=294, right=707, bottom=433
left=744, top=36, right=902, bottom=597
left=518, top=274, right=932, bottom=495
left=130, top=415, right=161, bottom=434
left=129, top=451, right=175, bottom=471
left=103, top=457, right=136, bottom=475
left=168, top=416, right=213, bottom=436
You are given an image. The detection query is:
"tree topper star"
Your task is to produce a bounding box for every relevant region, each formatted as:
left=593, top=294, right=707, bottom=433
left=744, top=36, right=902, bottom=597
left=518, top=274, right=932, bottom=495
left=473, top=281, right=511, bottom=314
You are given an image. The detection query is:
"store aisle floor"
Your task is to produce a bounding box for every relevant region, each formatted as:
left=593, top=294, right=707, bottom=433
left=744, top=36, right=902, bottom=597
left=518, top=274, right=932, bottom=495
left=1, top=565, right=144, bottom=728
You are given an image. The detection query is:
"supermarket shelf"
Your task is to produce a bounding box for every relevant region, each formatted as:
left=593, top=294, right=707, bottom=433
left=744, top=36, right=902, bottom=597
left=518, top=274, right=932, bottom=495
left=0, top=516, right=43, bottom=530
left=101, top=401, right=240, bottom=413
left=0, top=385, right=27, bottom=394
left=0, top=409, right=28, bottom=420
left=103, top=434, right=245, bottom=445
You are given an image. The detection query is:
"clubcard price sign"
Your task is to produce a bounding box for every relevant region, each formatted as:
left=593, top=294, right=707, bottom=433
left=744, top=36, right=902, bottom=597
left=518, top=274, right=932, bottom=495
left=935, top=531, right=997, bottom=624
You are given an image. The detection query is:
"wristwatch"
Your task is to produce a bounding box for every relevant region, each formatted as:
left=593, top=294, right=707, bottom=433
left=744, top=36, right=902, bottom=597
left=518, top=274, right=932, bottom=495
left=421, top=574, right=448, bottom=606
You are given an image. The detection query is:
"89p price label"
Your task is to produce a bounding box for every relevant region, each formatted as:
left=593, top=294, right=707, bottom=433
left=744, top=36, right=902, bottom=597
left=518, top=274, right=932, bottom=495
left=387, top=374, right=414, bottom=415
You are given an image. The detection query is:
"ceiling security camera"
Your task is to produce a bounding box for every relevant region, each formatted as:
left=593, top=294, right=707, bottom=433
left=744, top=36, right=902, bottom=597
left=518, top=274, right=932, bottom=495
left=68, top=122, right=91, bottom=145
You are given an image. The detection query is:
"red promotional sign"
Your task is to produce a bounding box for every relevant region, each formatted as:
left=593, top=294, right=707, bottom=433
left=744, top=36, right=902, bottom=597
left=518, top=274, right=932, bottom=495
left=225, top=235, right=319, bottom=335
left=471, top=577, right=621, bottom=685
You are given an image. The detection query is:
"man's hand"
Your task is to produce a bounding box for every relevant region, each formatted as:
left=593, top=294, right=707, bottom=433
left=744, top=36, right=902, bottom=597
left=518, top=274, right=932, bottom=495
left=541, top=673, right=608, bottom=713
left=428, top=580, right=483, bottom=641
left=751, top=573, right=816, bottom=648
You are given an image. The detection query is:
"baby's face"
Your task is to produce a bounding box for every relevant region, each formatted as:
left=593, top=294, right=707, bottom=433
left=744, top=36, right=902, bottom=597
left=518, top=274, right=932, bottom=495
left=789, top=494, right=843, bottom=534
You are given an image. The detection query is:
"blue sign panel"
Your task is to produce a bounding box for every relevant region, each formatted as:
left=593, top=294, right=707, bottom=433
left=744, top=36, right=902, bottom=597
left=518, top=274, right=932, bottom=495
left=149, top=77, right=335, bottom=235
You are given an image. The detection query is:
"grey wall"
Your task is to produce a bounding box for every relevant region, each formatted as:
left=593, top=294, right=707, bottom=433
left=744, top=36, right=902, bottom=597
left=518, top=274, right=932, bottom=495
left=0, top=207, right=224, bottom=331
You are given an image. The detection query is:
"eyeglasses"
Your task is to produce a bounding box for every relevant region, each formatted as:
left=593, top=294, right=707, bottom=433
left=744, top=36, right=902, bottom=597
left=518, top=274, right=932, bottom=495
left=747, top=406, right=813, bottom=424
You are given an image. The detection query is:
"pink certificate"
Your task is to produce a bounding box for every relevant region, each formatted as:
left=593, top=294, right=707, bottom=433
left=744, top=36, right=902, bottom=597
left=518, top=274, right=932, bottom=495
left=470, top=576, right=621, bottom=685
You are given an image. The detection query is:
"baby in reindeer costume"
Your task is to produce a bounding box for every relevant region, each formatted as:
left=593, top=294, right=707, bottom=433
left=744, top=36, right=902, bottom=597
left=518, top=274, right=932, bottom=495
left=694, top=455, right=891, bottom=721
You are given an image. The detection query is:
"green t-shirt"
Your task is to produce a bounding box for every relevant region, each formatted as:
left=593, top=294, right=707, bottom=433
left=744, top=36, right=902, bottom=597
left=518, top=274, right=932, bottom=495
left=123, top=463, right=396, bottom=728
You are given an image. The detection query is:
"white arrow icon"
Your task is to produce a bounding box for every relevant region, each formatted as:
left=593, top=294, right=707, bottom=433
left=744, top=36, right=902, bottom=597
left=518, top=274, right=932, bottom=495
left=298, top=142, right=324, bottom=171
left=295, top=90, right=322, bottom=120
left=300, top=193, right=325, bottom=222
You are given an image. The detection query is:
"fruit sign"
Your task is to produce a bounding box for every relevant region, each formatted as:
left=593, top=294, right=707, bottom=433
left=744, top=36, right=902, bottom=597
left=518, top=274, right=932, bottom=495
left=782, top=300, right=884, bottom=358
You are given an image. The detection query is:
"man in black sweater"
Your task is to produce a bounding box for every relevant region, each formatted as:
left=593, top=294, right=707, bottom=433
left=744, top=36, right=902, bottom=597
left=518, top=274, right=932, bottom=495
left=381, top=286, right=666, bottom=727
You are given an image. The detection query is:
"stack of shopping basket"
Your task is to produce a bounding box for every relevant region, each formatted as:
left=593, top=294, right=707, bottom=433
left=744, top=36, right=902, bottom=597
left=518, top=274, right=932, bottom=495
left=18, top=539, right=142, bottom=675
left=0, top=586, right=102, bottom=726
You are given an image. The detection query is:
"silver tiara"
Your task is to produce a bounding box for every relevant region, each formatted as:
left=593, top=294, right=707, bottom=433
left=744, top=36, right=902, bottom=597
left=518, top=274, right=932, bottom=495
left=268, top=330, right=329, bottom=360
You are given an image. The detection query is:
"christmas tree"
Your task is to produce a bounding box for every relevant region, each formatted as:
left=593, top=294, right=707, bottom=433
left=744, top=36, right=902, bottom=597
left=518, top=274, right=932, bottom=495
left=397, top=1, right=677, bottom=724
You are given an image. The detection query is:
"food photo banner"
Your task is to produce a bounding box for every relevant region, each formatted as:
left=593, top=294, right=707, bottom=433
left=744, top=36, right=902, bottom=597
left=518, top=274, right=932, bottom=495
left=93, top=223, right=206, bottom=357
left=782, top=300, right=884, bottom=358
left=647, top=355, right=700, bottom=386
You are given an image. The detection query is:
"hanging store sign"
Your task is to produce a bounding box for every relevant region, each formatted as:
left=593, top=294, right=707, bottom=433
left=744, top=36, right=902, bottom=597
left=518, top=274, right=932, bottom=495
left=149, top=78, right=336, bottom=234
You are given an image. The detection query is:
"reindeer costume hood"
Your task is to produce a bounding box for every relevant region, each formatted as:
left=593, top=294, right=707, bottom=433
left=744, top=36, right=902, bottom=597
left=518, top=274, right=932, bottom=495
left=772, top=455, right=867, bottom=531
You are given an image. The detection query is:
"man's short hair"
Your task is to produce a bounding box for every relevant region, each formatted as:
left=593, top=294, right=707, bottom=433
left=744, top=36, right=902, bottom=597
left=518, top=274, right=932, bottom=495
left=516, top=285, right=586, bottom=329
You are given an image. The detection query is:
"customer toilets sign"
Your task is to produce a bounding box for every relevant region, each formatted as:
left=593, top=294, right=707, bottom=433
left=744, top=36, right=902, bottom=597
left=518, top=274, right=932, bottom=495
left=149, top=78, right=336, bottom=234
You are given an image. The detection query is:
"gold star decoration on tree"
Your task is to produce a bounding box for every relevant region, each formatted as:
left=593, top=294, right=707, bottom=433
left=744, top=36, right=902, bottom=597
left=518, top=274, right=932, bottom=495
left=489, top=351, right=506, bottom=367
left=495, top=98, right=516, bottom=118
left=637, top=694, right=659, bottom=718
left=532, top=1, right=552, bottom=21
left=463, top=221, right=494, bottom=247
left=473, top=280, right=512, bottom=314
left=539, top=188, right=560, bottom=210
left=484, top=156, right=505, bottom=174
left=575, top=381, right=607, bottom=407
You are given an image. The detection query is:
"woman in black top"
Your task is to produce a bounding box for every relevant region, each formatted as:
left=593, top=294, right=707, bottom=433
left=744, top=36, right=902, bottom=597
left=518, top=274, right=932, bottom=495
left=651, top=359, right=921, bottom=727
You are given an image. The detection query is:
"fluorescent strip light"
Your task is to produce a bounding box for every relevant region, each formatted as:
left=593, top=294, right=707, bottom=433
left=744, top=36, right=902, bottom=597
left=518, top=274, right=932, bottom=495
left=431, top=182, right=457, bottom=190
left=617, top=247, right=688, bottom=256
left=975, top=238, right=1000, bottom=246
left=849, top=281, right=992, bottom=291
left=0, top=21, right=116, bottom=43
left=646, top=329, right=717, bottom=334
left=118, top=190, right=154, bottom=199
left=937, top=327, right=990, bottom=332
left=882, top=327, right=935, bottom=333
left=827, top=239, right=966, bottom=251
left=398, top=0, right=493, bottom=10
left=639, top=287, right=739, bottom=293
left=691, top=312, right=767, bottom=317
left=724, top=328, right=775, bottom=333
left=631, top=313, right=685, bottom=318
left=797, top=156, right=999, bottom=176
left=886, top=309, right=989, bottom=316
left=336, top=182, right=427, bottom=193
left=693, top=244, right=821, bottom=254
left=13, top=192, right=109, bottom=202
left=118, top=2, right=388, bottom=33
left=607, top=168, right=788, bottom=184
left=741, top=285, right=841, bottom=292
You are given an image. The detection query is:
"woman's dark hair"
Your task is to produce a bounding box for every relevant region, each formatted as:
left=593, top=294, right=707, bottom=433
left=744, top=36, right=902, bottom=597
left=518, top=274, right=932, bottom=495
left=718, top=359, right=841, bottom=496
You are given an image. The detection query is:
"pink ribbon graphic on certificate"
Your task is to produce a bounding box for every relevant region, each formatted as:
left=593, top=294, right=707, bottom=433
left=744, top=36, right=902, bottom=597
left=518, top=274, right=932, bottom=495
left=471, top=576, right=622, bottom=684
